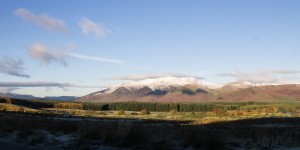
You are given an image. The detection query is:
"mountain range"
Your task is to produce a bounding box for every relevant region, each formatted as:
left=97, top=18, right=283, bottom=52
left=76, top=77, right=300, bottom=102
left=0, top=93, right=77, bottom=101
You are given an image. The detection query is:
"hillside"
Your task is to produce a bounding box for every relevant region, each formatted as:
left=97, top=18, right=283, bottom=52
left=0, top=93, right=77, bottom=101
left=0, top=93, right=40, bottom=100
left=76, top=77, right=300, bottom=102
left=0, top=103, right=38, bottom=112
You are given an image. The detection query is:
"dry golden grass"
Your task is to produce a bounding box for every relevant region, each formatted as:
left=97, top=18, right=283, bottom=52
left=0, top=103, right=39, bottom=112
left=21, top=106, right=300, bottom=126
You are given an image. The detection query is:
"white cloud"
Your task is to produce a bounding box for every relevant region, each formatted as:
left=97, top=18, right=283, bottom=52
left=268, top=70, right=299, bottom=74
left=0, top=57, right=30, bottom=78
left=102, top=73, right=203, bottom=81
left=28, top=43, right=67, bottom=66
left=27, top=43, right=124, bottom=65
left=0, top=82, right=70, bottom=88
left=0, top=81, right=104, bottom=89
left=68, top=53, right=124, bottom=64
left=217, top=69, right=299, bottom=83
left=15, top=8, right=69, bottom=33
left=78, top=17, right=108, bottom=38
left=0, top=82, right=70, bottom=93
left=0, top=87, right=18, bottom=93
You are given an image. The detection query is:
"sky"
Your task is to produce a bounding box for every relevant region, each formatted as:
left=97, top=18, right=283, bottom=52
left=1, top=0, right=300, bottom=97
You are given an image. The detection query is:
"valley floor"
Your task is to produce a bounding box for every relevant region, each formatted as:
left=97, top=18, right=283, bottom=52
left=1, top=103, right=300, bottom=149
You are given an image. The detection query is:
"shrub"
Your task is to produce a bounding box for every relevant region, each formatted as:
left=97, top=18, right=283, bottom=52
left=211, top=108, right=226, bottom=116
left=18, top=107, right=25, bottom=113
left=98, top=111, right=107, bottom=115
left=265, top=107, right=279, bottom=113
left=140, top=109, right=150, bottom=115
left=5, top=98, right=11, bottom=104
left=168, top=109, right=177, bottom=115
left=117, top=110, right=125, bottom=115
left=131, top=112, right=138, bottom=115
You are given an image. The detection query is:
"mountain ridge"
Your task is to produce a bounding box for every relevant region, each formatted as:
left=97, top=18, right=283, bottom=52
left=0, top=93, right=77, bottom=101
left=76, top=77, right=300, bottom=102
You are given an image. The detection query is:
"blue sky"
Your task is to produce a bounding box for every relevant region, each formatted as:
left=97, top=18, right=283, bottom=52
left=1, top=0, right=300, bottom=97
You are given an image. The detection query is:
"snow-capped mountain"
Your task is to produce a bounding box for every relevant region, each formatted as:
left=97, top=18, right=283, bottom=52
left=221, top=81, right=254, bottom=90
left=77, top=76, right=300, bottom=102
left=222, top=81, right=300, bottom=90
left=105, top=76, right=220, bottom=94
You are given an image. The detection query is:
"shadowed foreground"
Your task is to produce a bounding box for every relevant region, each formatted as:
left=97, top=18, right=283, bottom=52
left=0, top=112, right=300, bottom=149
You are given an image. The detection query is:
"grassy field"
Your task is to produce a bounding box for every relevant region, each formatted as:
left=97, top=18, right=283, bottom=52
left=1, top=99, right=300, bottom=149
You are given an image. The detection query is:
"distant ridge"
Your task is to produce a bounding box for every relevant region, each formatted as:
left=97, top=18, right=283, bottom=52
left=0, top=93, right=77, bottom=101
left=43, top=96, right=77, bottom=101
left=76, top=76, right=300, bottom=102
left=0, top=93, right=40, bottom=100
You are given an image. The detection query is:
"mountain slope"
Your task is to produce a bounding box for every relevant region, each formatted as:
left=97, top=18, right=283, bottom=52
left=0, top=93, right=77, bottom=101
left=0, top=93, right=40, bottom=100
left=218, top=84, right=300, bottom=102
left=105, top=77, right=216, bottom=93
left=43, top=96, right=77, bottom=101
left=76, top=77, right=300, bottom=102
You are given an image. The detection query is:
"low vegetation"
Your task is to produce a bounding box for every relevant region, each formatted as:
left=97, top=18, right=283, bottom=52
left=140, top=109, right=150, bottom=115
left=117, top=110, right=125, bottom=115
left=2, top=97, right=300, bottom=113
left=1, top=111, right=300, bottom=149
left=1, top=97, right=300, bottom=149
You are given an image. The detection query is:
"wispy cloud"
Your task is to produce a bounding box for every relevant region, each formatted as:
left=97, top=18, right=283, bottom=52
left=0, top=82, right=70, bottom=88
left=0, top=57, right=30, bottom=78
left=69, top=53, right=124, bottom=64
left=268, top=70, right=299, bottom=74
left=15, top=8, right=69, bottom=33
left=27, top=42, right=124, bottom=65
left=0, top=87, right=18, bottom=93
left=78, top=17, right=108, bottom=38
left=217, top=69, right=300, bottom=83
left=102, top=73, right=203, bottom=81
left=28, top=43, right=67, bottom=66
left=0, top=81, right=104, bottom=90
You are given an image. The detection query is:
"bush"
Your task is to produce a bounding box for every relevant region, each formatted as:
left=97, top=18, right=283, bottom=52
left=131, top=112, right=138, bottom=115
left=265, top=107, right=279, bottom=113
left=140, top=109, right=150, bottom=115
left=98, top=111, right=107, bottom=115
left=18, top=107, right=25, bottom=113
left=5, top=98, right=11, bottom=104
left=211, top=108, right=226, bottom=116
left=168, top=109, right=177, bottom=115
left=117, top=110, right=125, bottom=115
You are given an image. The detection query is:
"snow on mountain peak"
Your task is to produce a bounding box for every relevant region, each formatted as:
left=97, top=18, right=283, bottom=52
left=103, top=77, right=300, bottom=94
left=222, top=81, right=254, bottom=88
left=105, top=76, right=218, bottom=94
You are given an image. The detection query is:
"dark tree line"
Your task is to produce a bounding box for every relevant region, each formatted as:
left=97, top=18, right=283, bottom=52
left=0, top=97, right=265, bottom=112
